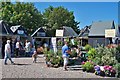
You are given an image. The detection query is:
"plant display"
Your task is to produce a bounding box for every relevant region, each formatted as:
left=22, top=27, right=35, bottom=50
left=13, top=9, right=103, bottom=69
left=95, top=46, right=117, bottom=66
left=94, top=65, right=101, bottom=75
left=82, top=61, right=94, bottom=72
left=104, top=65, right=116, bottom=77
left=44, top=49, right=63, bottom=68
left=114, top=63, right=120, bottom=78
left=93, top=57, right=102, bottom=66
left=84, top=44, right=92, bottom=51
left=116, top=45, right=120, bottom=63
left=101, top=54, right=117, bottom=66
left=88, top=48, right=96, bottom=60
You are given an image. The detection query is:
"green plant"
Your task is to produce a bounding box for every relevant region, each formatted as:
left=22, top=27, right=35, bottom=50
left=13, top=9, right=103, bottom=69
left=82, top=61, right=94, bottom=72
left=44, top=49, right=63, bottom=67
left=95, top=46, right=118, bottom=66
left=88, top=48, right=96, bottom=60
left=69, top=49, right=77, bottom=58
left=116, top=45, right=120, bottom=53
left=114, top=63, right=120, bottom=78
left=84, top=44, right=92, bottom=51
left=116, top=45, right=120, bottom=63
left=101, top=54, right=117, bottom=66
left=74, top=39, right=78, bottom=46
left=57, top=40, right=63, bottom=46
left=93, top=57, right=102, bottom=65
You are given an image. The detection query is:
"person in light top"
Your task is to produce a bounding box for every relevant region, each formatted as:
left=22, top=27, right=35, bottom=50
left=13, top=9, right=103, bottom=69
left=4, top=40, right=14, bottom=65
left=25, top=40, right=31, bottom=57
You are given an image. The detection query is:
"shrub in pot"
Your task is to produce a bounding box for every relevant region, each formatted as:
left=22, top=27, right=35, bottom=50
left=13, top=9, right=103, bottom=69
left=82, top=61, right=94, bottom=72
left=104, top=65, right=116, bottom=77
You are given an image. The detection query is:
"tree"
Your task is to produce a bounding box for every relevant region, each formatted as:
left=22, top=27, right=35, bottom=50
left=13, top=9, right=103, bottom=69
left=43, top=6, right=80, bottom=35
left=1, top=2, right=43, bottom=35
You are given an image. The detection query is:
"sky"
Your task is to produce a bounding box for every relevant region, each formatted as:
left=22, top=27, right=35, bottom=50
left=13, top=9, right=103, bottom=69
left=33, top=2, right=118, bottom=29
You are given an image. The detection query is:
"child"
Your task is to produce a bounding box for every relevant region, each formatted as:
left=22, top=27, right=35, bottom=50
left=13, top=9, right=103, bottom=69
left=32, top=46, right=37, bottom=63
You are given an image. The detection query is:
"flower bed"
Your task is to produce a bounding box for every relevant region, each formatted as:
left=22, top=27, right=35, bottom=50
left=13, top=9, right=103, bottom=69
left=81, top=44, right=120, bottom=78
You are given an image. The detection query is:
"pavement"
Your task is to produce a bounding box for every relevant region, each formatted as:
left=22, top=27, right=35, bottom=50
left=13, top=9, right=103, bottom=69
left=0, top=55, right=113, bottom=78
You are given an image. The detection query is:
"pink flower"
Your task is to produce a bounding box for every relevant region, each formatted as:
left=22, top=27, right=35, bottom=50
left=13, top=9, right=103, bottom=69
left=82, top=61, right=85, bottom=65
left=108, top=66, right=112, bottom=69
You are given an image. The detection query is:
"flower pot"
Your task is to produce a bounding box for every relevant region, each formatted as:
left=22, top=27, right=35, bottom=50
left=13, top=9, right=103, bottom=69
left=82, top=69, right=86, bottom=72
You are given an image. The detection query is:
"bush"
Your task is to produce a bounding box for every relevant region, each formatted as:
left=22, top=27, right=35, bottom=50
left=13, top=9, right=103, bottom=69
left=114, top=63, right=120, bottom=78
left=88, top=48, right=96, bottom=60
left=82, top=61, right=94, bottom=72
left=44, top=49, right=63, bottom=67
left=101, top=54, right=117, bottom=66
left=84, top=44, right=92, bottom=51
left=93, top=57, right=102, bottom=65
left=96, top=46, right=117, bottom=66
left=116, top=45, right=120, bottom=62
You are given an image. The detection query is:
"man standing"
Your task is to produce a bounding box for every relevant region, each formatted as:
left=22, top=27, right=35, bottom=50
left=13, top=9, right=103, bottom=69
left=15, top=40, right=20, bottom=57
left=25, top=40, right=31, bottom=57
left=62, top=41, right=71, bottom=71
left=4, top=40, right=14, bottom=65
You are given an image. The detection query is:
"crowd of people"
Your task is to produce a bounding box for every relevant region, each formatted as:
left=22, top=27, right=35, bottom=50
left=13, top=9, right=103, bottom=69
left=3, top=38, right=81, bottom=71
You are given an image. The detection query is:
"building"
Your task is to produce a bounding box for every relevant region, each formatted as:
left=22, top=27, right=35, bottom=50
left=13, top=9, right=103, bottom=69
left=31, top=27, right=50, bottom=47
left=88, top=21, right=116, bottom=47
left=79, top=25, right=91, bottom=46
left=0, top=20, right=14, bottom=59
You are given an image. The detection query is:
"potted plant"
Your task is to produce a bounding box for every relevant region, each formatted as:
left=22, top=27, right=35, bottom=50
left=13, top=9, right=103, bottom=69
left=82, top=61, right=94, bottom=72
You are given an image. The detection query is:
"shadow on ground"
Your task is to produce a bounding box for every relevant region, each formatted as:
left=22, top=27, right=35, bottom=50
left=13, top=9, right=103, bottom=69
left=13, top=63, right=31, bottom=66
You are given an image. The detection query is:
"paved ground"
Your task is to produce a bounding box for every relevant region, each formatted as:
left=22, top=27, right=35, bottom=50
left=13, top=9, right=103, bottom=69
left=1, top=55, right=111, bottom=78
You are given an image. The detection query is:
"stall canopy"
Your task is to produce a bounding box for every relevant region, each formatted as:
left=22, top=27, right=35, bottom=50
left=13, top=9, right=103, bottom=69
left=10, top=25, right=28, bottom=37
left=0, top=20, right=13, bottom=36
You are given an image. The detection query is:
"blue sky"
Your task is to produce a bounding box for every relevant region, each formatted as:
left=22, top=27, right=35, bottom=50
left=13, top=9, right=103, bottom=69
left=33, top=2, right=118, bottom=29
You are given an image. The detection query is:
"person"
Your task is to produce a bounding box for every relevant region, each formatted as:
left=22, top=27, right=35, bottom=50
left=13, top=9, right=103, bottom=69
left=62, top=41, right=71, bottom=71
left=4, top=40, right=14, bottom=65
left=32, top=46, right=37, bottom=63
left=25, top=40, right=31, bottom=57
left=15, top=40, right=20, bottom=57
left=32, top=46, right=44, bottom=63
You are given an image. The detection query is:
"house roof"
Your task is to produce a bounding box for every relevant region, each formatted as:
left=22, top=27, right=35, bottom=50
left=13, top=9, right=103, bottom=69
left=79, top=26, right=91, bottom=37
left=115, top=24, right=120, bottom=37
left=0, top=20, right=13, bottom=36
left=31, top=27, right=46, bottom=37
left=63, top=26, right=78, bottom=37
left=89, top=21, right=115, bottom=36
left=10, top=25, right=28, bottom=37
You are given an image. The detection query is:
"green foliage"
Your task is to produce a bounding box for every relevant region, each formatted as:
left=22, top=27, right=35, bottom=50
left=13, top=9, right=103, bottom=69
left=116, top=45, right=120, bottom=62
left=116, top=45, right=120, bottom=53
left=88, top=48, right=96, bottom=60
left=84, top=44, right=92, bottom=51
left=74, top=38, right=79, bottom=46
left=44, top=49, right=63, bottom=67
left=101, top=54, right=117, bottom=66
left=1, top=2, right=43, bottom=35
left=95, top=46, right=118, bottom=66
left=114, top=63, right=120, bottom=78
left=93, top=57, right=102, bottom=65
left=57, top=40, right=63, bottom=46
left=43, top=6, right=80, bottom=35
left=82, top=61, right=94, bottom=72
left=69, top=49, right=77, bottom=58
